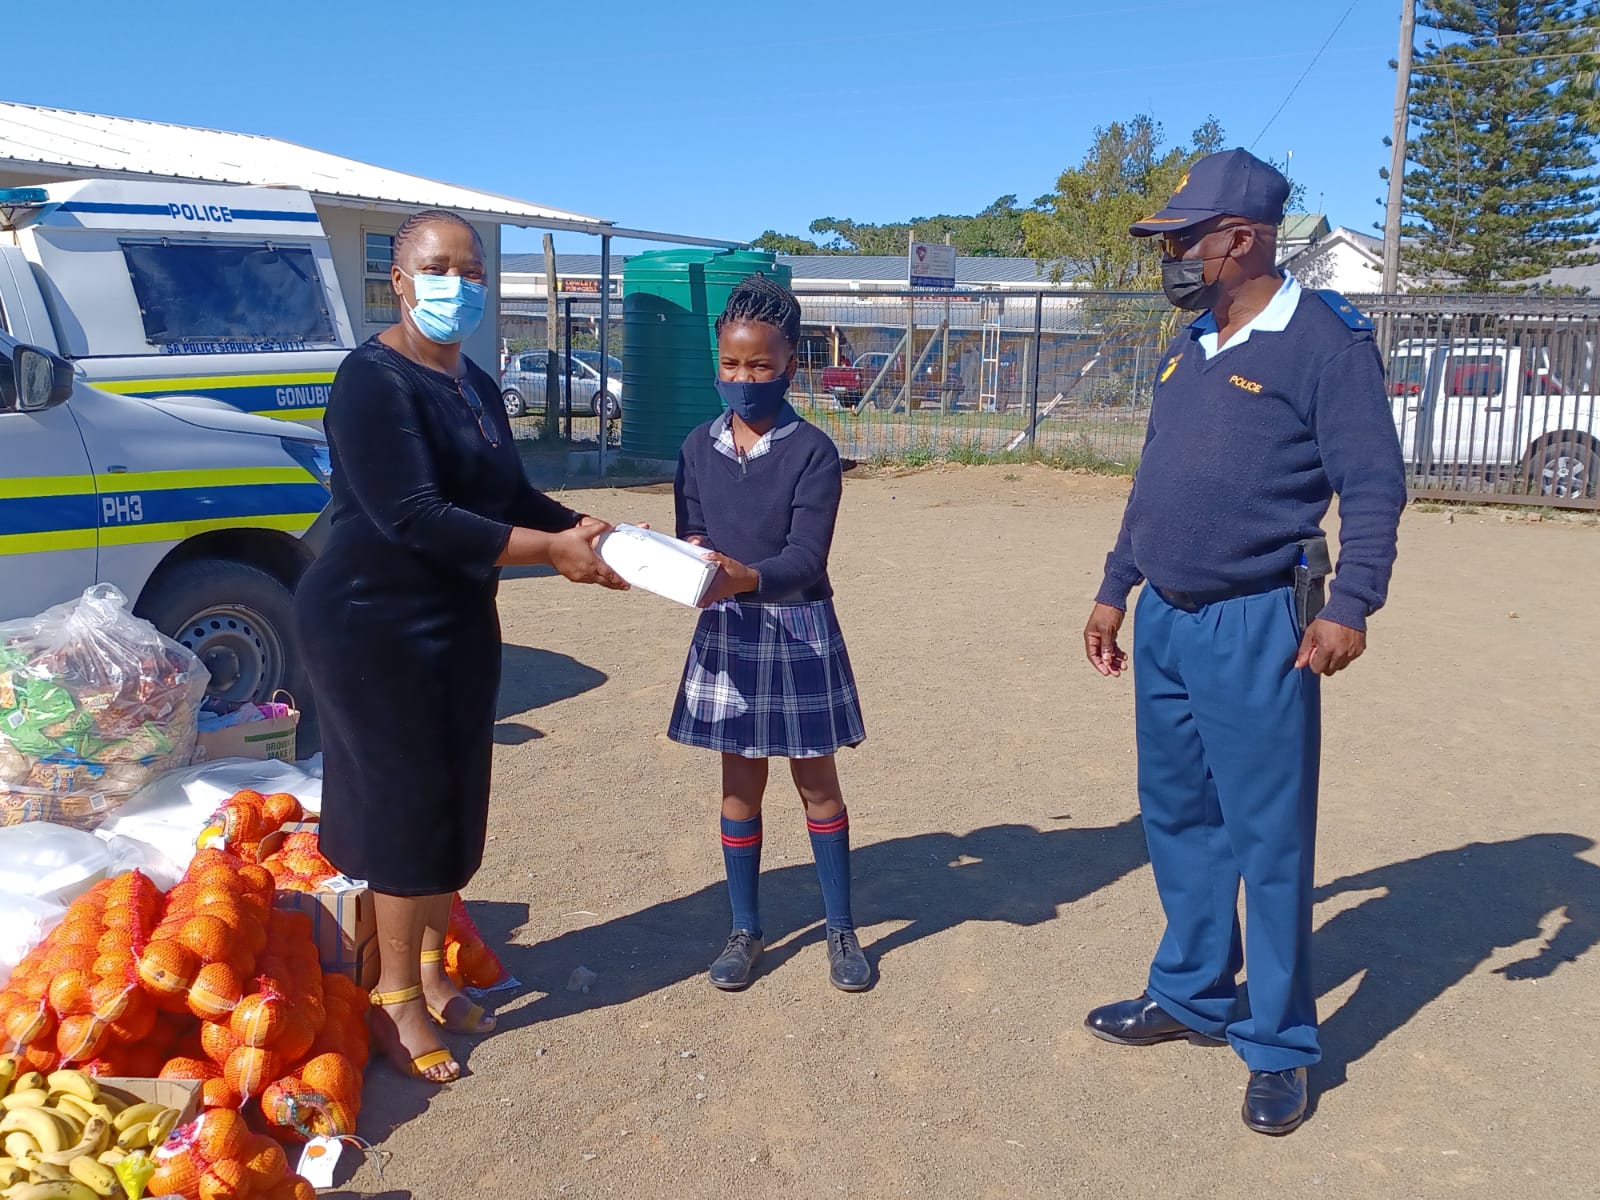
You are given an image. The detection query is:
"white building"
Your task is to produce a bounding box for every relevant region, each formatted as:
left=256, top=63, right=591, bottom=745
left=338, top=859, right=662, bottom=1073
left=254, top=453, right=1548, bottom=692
left=1280, top=225, right=1409, bottom=295
left=0, top=102, right=731, bottom=369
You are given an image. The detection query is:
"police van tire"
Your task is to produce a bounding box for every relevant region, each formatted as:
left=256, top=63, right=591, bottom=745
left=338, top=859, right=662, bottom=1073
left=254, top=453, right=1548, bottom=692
left=137, top=559, right=314, bottom=742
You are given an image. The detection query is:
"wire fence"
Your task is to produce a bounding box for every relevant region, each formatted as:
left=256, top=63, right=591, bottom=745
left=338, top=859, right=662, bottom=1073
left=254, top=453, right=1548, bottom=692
left=498, top=289, right=1600, bottom=508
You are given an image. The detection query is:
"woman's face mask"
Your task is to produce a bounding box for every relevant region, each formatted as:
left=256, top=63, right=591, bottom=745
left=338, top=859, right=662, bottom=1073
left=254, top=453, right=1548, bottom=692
left=400, top=269, right=487, bottom=344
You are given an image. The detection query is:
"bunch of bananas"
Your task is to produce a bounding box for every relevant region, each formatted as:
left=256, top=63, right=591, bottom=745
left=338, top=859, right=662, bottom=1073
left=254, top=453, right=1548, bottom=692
left=0, top=1058, right=176, bottom=1200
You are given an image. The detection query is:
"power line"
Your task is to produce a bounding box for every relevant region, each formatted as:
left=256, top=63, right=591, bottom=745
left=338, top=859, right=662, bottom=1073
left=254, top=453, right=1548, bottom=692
left=1251, top=0, right=1364, bottom=149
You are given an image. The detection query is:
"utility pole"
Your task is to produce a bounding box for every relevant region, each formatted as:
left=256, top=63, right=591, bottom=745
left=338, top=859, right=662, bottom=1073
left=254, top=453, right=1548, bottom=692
left=1381, top=0, right=1416, bottom=296
left=543, top=233, right=561, bottom=441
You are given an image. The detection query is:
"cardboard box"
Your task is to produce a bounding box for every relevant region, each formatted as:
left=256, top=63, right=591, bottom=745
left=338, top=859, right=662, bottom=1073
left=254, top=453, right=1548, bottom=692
left=597, top=524, right=717, bottom=607
left=261, top=820, right=378, bottom=990
left=196, top=707, right=299, bottom=763
left=97, top=1077, right=202, bottom=1140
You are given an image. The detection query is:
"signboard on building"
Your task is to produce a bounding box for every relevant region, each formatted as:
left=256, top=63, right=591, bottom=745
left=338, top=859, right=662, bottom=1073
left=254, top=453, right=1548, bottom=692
left=557, top=277, right=601, bottom=294
left=908, top=241, right=957, bottom=289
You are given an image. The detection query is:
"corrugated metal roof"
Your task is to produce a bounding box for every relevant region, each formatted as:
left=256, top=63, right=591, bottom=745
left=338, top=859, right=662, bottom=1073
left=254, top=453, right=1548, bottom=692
left=503, top=254, right=617, bottom=274
left=0, top=101, right=609, bottom=229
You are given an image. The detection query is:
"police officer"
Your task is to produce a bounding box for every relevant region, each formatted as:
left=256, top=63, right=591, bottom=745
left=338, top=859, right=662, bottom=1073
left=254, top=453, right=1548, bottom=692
left=1081, top=149, right=1406, bottom=1135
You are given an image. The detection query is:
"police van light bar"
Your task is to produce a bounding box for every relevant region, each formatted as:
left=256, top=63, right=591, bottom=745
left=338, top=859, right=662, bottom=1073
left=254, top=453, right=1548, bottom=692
left=0, top=187, right=56, bottom=233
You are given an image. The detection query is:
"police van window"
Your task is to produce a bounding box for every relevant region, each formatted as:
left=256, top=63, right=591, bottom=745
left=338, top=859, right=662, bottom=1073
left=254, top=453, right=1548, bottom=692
left=364, top=232, right=399, bottom=327
left=121, top=241, right=337, bottom=346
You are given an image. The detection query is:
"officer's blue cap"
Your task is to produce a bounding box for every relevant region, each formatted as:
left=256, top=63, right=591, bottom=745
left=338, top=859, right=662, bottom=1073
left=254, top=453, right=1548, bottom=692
left=1129, top=148, right=1290, bottom=237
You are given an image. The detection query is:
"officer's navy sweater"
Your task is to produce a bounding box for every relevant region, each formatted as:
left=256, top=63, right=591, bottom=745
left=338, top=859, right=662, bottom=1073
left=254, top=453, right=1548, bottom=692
left=1097, top=291, right=1406, bottom=631
left=676, top=405, right=841, bottom=604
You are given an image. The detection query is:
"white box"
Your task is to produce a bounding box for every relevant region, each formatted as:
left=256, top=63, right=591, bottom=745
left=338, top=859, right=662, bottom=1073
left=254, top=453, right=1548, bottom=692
left=597, top=525, right=718, bottom=608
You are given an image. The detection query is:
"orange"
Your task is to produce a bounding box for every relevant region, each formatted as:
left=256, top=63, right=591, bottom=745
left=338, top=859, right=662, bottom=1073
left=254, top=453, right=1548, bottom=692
left=225, top=1044, right=281, bottom=1099
left=139, top=940, right=200, bottom=999
left=286, top=1179, right=317, bottom=1200
left=89, top=976, right=135, bottom=1021
left=264, top=793, right=302, bottom=826
left=274, top=1006, right=316, bottom=1064
left=48, top=967, right=95, bottom=1018
left=159, top=1055, right=218, bottom=1081
left=98, top=927, right=132, bottom=955
left=107, top=990, right=158, bottom=1043
left=177, top=914, right=234, bottom=965
left=4, top=999, right=54, bottom=1045
left=188, top=962, right=245, bottom=1020
left=21, top=1042, right=60, bottom=1073
left=201, top=1020, right=242, bottom=1065
left=166, top=881, right=201, bottom=909
left=82, top=1052, right=131, bottom=1077
left=202, top=1075, right=244, bottom=1111
left=92, top=951, right=130, bottom=981
left=55, top=1014, right=108, bottom=1063
left=123, top=1042, right=168, bottom=1079
left=299, top=1051, right=361, bottom=1103
left=147, top=1149, right=200, bottom=1198
left=243, top=1134, right=288, bottom=1190
left=231, top=990, right=287, bottom=1047
left=194, top=1107, right=249, bottom=1161
left=236, top=864, right=275, bottom=897
left=226, top=945, right=259, bottom=981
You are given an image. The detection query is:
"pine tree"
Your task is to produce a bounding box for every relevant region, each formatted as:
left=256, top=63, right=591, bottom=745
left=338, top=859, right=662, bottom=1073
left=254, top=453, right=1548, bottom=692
left=1399, top=0, right=1600, bottom=290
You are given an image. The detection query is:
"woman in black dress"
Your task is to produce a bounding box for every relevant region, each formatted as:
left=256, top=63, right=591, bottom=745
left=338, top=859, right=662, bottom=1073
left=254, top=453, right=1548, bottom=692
left=295, top=209, right=625, bottom=1083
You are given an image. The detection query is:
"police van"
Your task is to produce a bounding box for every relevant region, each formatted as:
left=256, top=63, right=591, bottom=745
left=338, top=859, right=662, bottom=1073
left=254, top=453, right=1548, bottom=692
left=0, top=179, right=353, bottom=733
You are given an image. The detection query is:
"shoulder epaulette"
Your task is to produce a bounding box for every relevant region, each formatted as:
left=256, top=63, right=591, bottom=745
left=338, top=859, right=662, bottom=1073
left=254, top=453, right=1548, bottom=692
left=1314, top=289, right=1374, bottom=331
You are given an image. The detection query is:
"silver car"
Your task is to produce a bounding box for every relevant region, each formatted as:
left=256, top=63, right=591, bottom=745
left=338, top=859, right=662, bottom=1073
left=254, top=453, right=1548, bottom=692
left=501, top=350, right=621, bottom=420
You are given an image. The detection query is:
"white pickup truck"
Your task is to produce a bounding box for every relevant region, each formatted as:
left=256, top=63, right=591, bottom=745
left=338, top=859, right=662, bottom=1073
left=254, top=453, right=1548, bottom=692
left=0, top=180, right=347, bottom=731
left=1389, top=339, right=1598, bottom=501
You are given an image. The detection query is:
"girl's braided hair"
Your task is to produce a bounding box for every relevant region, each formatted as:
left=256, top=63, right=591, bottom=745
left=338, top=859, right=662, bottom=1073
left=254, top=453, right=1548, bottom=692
left=715, top=272, right=801, bottom=350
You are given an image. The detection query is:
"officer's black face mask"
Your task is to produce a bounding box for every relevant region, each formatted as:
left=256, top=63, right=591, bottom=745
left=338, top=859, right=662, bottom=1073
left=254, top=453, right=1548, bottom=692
left=1160, top=256, right=1220, bottom=312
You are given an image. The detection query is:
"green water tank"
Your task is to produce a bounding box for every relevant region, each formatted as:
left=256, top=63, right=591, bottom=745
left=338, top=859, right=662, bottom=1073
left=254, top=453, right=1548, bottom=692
left=621, top=248, right=792, bottom=460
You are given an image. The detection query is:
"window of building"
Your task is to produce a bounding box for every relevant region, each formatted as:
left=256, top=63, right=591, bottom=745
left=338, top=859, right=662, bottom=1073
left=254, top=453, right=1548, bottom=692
left=364, top=231, right=399, bottom=327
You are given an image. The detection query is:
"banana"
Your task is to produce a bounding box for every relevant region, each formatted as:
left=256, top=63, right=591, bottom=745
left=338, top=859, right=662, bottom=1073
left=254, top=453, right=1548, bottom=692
left=5, top=1181, right=99, bottom=1200
left=1, top=1091, right=49, bottom=1112
left=42, top=1109, right=81, bottom=1143
left=0, top=1109, right=65, bottom=1155
left=109, top=1103, right=162, bottom=1135
left=0, top=1055, right=17, bottom=1099
left=11, top=1073, right=44, bottom=1096
left=143, top=1109, right=179, bottom=1150
left=4, top=1131, right=40, bottom=1159
left=114, top=1122, right=150, bottom=1151
left=41, top=1119, right=109, bottom=1168
left=66, top=1157, right=117, bottom=1198
left=46, top=1099, right=106, bottom=1131
left=22, top=1156, right=72, bottom=1182
left=0, top=1159, right=22, bottom=1188
left=41, top=1076, right=95, bottom=1108
left=90, top=1094, right=122, bottom=1120
left=93, top=1149, right=125, bottom=1167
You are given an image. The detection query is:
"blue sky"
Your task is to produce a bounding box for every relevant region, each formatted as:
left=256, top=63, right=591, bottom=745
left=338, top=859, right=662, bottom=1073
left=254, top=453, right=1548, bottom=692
left=7, top=0, right=1404, bottom=257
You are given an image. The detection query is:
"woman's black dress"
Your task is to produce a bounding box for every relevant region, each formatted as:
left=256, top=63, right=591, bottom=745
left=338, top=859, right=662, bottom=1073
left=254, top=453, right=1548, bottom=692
left=295, top=339, right=578, bottom=896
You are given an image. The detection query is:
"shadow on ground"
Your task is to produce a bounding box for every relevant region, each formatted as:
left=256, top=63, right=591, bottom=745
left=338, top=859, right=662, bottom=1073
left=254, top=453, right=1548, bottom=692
left=493, top=643, right=607, bottom=745
left=1312, top=832, right=1600, bottom=1096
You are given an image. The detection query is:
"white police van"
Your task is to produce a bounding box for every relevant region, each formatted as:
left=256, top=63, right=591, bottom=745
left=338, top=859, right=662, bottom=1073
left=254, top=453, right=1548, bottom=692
left=0, top=180, right=352, bottom=732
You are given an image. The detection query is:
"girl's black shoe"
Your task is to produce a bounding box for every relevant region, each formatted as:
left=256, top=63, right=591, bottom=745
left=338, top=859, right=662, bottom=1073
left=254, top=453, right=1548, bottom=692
left=827, top=928, right=872, bottom=991
left=708, top=930, right=763, bottom=990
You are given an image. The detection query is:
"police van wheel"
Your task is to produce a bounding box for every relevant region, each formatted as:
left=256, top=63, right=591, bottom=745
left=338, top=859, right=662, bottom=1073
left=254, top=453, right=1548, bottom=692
left=138, top=559, right=311, bottom=736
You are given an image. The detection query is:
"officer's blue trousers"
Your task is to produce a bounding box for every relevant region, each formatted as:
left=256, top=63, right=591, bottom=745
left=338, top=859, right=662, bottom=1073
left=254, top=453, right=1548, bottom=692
left=1133, top=584, right=1321, bottom=1071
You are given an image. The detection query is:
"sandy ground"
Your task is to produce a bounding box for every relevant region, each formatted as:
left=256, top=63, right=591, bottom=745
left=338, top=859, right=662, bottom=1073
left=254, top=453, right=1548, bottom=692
left=336, top=465, right=1600, bottom=1200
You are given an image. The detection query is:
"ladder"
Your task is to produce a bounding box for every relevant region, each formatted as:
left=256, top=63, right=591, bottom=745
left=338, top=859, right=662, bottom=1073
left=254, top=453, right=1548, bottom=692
left=978, top=296, right=1004, bottom=413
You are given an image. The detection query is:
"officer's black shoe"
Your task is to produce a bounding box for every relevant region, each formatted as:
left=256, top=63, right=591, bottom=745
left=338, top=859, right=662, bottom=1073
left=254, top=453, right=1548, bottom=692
left=1084, top=994, right=1207, bottom=1046
left=1242, top=1067, right=1309, bottom=1136
left=708, top=930, right=763, bottom=991
left=826, top=928, right=872, bottom=992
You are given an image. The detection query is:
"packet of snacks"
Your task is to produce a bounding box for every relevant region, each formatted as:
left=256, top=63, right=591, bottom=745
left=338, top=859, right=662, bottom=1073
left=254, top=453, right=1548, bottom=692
left=0, top=586, right=208, bottom=830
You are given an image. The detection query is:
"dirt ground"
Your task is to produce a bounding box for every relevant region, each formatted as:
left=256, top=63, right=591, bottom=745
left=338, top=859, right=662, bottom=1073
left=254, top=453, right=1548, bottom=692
left=338, top=465, right=1600, bottom=1200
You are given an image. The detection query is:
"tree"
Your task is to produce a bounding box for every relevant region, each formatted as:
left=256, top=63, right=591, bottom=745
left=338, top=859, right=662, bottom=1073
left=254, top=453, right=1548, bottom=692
left=1021, top=116, right=1225, bottom=289
left=1397, top=0, right=1600, bottom=290
left=751, top=196, right=1030, bottom=257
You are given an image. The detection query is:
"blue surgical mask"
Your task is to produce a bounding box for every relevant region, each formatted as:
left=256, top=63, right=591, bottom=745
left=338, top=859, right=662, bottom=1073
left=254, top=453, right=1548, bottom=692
left=400, top=269, right=487, bottom=344
left=715, top=375, right=791, bottom=424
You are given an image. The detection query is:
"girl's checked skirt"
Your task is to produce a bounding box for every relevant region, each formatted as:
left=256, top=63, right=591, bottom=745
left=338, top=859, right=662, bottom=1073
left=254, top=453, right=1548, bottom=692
left=669, top=598, right=866, bottom=759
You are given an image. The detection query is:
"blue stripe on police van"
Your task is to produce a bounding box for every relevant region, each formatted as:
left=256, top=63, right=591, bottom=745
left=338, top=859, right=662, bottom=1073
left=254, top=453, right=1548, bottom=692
left=115, top=381, right=333, bottom=415
left=57, top=202, right=320, bottom=223
left=98, top=482, right=330, bottom=528
left=0, top=494, right=100, bottom=536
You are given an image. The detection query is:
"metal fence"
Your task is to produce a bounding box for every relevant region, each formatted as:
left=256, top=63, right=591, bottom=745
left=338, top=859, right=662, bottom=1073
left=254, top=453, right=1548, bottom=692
left=498, top=289, right=1600, bottom=508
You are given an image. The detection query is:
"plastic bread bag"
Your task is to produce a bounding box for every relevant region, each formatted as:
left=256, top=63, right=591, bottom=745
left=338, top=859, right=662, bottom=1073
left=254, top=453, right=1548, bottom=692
left=0, top=820, right=114, bottom=902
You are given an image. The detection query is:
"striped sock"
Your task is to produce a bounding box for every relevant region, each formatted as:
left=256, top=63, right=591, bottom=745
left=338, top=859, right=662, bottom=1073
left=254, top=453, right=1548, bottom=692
left=806, top=808, right=854, bottom=932
left=720, top=814, right=762, bottom=937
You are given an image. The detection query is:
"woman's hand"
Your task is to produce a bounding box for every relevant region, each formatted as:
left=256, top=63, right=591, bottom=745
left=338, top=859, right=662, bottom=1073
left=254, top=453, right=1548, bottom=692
left=698, top=552, right=758, bottom=608
left=551, top=521, right=628, bottom=590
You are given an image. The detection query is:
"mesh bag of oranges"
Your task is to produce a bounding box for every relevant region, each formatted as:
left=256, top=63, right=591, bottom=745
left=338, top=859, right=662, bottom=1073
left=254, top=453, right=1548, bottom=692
left=149, top=1107, right=320, bottom=1200
left=195, top=790, right=306, bottom=866
left=0, top=868, right=163, bottom=1072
